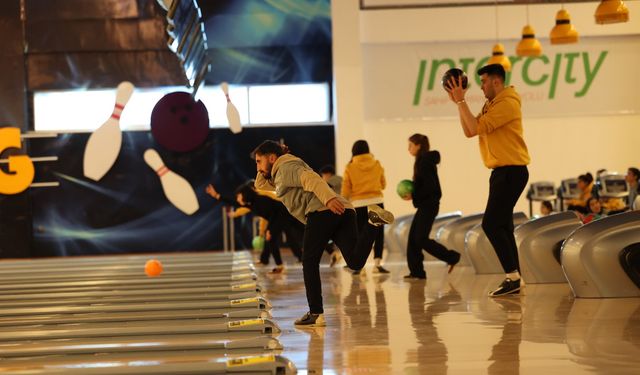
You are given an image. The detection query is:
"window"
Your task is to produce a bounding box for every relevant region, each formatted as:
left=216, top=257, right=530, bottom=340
left=33, top=83, right=330, bottom=132
left=248, top=83, right=330, bottom=125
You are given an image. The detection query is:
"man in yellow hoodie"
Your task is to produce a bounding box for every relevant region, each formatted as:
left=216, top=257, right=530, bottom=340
left=446, top=63, right=530, bottom=297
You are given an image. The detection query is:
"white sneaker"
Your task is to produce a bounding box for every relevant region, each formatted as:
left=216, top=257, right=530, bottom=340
left=367, top=205, right=394, bottom=226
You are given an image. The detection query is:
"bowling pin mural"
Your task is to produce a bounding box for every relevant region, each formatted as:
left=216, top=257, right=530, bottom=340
left=143, top=149, right=199, bottom=215
left=220, top=82, right=242, bottom=134
left=83, top=82, right=135, bottom=181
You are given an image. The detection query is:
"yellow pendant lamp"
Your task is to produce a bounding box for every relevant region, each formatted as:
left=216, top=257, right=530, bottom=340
left=517, top=25, right=542, bottom=56
left=488, top=3, right=511, bottom=72
left=488, top=43, right=512, bottom=72
left=595, top=0, right=629, bottom=24
left=550, top=8, right=579, bottom=44
left=517, top=5, right=541, bottom=57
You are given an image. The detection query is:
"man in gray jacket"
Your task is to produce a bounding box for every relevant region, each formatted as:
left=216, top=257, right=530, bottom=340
left=253, top=140, right=394, bottom=327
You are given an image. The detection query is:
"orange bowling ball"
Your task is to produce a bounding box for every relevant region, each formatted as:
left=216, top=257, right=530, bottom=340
left=144, top=259, right=163, bottom=277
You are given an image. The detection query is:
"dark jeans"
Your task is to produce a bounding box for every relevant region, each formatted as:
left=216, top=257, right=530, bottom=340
left=407, top=202, right=458, bottom=277
left=482, top=165, right=529, bottom=274
left=355, top=204, right=384, bottom=259
left=303, top=209, right=378, bottom=314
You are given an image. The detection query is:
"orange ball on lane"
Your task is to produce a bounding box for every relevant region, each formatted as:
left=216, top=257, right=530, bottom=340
left=145, top=259, right=163, bottom=277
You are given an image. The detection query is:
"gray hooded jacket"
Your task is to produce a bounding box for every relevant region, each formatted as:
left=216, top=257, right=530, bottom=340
left=255, top=154, right=353, bottom=224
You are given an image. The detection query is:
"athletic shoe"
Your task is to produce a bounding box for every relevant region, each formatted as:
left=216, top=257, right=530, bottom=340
left=448, top=251, right=461, bottom=274
left=403, top=274, right=426, bottom=280
left=367, top=205, right=395, bottom=226
left=294, top=311, right=326, bottom=327
left=269, top=266, right=285, bottom=274
left=488, top=278, right=521, bottom=297
left=373, top=266, right=390, bottom=274
left=353, top=268, right=366, bottom=277
left=329, top=251, right=342, bottom=267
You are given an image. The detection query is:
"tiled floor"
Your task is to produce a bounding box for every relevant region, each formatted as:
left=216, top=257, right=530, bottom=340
left=260, top=252, right=640, bottom=374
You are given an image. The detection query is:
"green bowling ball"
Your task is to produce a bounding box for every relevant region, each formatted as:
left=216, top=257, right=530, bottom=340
left=252, top=236, right=265, bottom=251
left=397, top=179, right=414, bottom=199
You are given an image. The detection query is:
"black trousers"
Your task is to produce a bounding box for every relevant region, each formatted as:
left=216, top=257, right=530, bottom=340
left=355, top=204, right=384, bottom=259
left=406, top=202, right=458, bottom=277
left=482, top=165, right=529, bottom=274
left=259, top=220, right=304, bottom=265
left=303, top=209, right=378, bottom=314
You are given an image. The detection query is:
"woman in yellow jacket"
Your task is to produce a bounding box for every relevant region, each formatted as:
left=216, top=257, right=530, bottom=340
left=342, top=140, right=389, bottom=274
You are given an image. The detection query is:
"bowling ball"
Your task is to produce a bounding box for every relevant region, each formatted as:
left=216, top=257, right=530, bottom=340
left=252, top=236, right=265, bottom=251
left=441, top=68, right=468, bottom=91
left=144, top=259, right=163, bottom=277
left=396, top=179, right=414, bottom=199
left=150, top=92, right=210, bottom=152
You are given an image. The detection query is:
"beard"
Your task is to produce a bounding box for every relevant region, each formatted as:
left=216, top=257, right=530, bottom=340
left=259, top=162, right=274, bottom=179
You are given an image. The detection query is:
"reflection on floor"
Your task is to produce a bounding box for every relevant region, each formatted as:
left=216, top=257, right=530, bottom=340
left=259, top=251, right=640, bottom=374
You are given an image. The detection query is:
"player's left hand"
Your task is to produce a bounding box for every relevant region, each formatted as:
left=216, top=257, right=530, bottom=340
left=446, top=75, right=468, bottom=103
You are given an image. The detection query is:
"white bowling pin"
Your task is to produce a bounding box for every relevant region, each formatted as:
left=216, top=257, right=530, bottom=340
left=220, top=82, right=242, bottom=134
left=83, top=82, right=135, bottom=181
left=143, top=149, right=199, bottom=215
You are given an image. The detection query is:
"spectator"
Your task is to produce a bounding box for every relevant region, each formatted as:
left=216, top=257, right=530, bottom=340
left=581, top=197, right=604, bottom=224
left=540, top=201, right=554, bottom=216
left=626, top=167, right=639, bottom=209
left=320, top=165, right=342, bottom=195
left=566, top=172, right=593, bottom=214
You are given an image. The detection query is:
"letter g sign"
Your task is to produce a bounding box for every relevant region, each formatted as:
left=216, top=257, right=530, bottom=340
left=0, top=127, right=34, bottom=195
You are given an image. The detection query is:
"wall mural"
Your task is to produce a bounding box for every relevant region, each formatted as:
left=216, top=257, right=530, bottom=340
left=28, top=126, right=334, bottom=256
left=201, top=0, right=332, bottom=85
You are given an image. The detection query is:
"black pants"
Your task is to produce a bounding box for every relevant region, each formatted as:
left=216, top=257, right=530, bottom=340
left=482, top=165, right=529, bottom=274
left=303, top=209, right=378, bottom=314
left=259, top=220, right=304, bottom=265
left=406, top=202, right=458, bottom=277
left=355, top=204, right=384, bottom=259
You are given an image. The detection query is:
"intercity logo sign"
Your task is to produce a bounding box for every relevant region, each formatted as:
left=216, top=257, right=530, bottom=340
left=363, top=38, right=638, bottom=120
left=413, top=51, right=608, bottom=106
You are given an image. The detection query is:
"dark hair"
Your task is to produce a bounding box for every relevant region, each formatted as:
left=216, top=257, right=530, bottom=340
left=234, top=181, right=258, bottom=205
left=319, top=165, right=335, bottom=175
left=351, top=140, right=370, bottom=156
left=578, top=172, right=594, bottom=185
left=409, top=133, right=430, bottom=179
left=409, top=133, right=430, bottom=156
left=252, top=140, right=285, bottom=158
left=628, top=167, right=640, bottom=180
left=541, top=201, right=553, bottom=212
left=477, top=63, right=506, bottom=82
left=586, top=197, right=602, bottom=214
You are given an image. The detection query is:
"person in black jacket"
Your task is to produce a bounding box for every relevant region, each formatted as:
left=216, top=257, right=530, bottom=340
left=206, top=181, right=304, bottom=273
left=403, top=134, right=461, bottom=279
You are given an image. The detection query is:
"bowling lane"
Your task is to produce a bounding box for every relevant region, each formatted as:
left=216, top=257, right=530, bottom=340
left=0, top=251, right=294, bottom=374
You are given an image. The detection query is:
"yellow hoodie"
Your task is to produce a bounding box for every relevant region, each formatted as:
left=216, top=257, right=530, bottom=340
left=476, top=86, right=530, bottom=169
left=341, top=153, right=386, bottom=204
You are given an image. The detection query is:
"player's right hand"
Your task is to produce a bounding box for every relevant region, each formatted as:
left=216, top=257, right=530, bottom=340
left=326, top=198, right=345, bottom=215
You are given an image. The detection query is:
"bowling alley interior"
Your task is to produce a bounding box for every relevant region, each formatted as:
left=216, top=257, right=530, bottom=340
left=1, top=0, right=639, bottom=374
